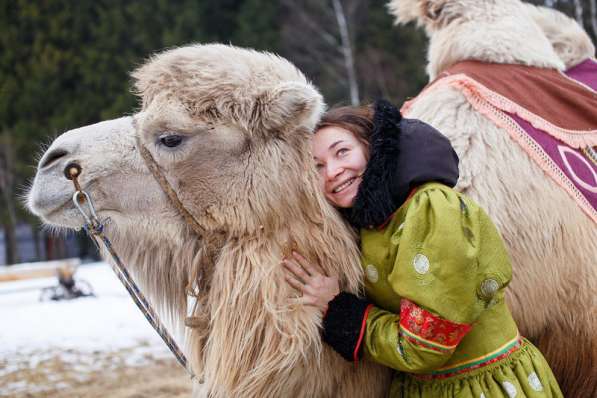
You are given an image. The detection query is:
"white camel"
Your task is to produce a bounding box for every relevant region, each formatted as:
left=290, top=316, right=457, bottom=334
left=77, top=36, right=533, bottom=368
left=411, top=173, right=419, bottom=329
left=28, top=44, right=392, bottom=397
left=389, top=1, right=596, bottom=395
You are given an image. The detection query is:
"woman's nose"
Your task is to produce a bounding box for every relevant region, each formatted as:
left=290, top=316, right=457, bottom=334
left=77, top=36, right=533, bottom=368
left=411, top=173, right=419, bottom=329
left=326, top=162, right=343, bottom=180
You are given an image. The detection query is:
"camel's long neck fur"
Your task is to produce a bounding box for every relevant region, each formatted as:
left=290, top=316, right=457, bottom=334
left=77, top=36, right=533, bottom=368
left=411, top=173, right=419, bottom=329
left=102, top=145, right=366, bottom=397
left=200, top=208, right=363, bottom=397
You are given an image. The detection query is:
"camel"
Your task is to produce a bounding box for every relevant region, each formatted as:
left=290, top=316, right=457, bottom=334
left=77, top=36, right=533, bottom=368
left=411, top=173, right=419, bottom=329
left=27, top=44, right=392, bottom=397
left=389, top=1, right=597, bottom=396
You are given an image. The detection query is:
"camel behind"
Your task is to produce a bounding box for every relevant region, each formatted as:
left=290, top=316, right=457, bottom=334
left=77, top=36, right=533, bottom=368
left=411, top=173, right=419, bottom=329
left=389, top=1, right=597, bottom=395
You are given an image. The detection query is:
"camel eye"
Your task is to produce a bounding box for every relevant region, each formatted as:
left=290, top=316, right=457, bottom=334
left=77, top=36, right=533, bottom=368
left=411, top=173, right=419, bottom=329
left=159, top=134, right=183, bottom=148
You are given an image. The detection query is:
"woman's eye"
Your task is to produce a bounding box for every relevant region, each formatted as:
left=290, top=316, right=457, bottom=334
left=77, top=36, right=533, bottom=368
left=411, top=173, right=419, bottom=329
left=159, top=134, right=183, bottom=148
left=337, top=148, right=349, bottom=156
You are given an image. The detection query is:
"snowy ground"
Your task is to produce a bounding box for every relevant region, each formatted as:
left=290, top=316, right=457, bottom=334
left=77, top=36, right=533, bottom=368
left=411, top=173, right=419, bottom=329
left=0, top=262, right=191, bottom=397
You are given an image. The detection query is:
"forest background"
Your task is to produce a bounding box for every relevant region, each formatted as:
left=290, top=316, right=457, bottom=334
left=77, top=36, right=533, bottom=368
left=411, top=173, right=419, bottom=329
left=1, top=0, right=595, bottom=265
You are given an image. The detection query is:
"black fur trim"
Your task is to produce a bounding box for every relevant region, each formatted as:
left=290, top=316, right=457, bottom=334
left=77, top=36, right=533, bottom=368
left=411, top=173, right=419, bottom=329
left=342, top=99, right=402, bottom=228
left=322, top=292, right=371, bottom=362
left=342, top=99, right=459, bottom=229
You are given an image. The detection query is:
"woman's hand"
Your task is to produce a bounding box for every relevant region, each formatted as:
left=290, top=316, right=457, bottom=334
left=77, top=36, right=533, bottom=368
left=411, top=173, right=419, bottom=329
left=282, top=251, right=340, bottom=314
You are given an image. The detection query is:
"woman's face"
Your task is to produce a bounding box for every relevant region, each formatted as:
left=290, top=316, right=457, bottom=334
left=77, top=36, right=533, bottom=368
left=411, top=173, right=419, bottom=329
left=312, top=126, right=368, bottom=208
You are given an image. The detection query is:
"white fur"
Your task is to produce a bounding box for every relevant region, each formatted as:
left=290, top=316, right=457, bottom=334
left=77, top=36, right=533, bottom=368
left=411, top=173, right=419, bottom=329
left=28, top=44, right=392, bottom=397
left=389, top=1, right=597, bottom=394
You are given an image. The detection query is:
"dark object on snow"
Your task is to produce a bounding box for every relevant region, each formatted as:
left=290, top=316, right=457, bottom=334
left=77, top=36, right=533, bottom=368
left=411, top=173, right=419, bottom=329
left=39, top=264, right=95, bottom=301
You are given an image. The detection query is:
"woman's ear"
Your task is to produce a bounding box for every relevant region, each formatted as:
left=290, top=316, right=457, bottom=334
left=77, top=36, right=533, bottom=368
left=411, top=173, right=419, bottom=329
left=251, top=82, right=325, bottom=136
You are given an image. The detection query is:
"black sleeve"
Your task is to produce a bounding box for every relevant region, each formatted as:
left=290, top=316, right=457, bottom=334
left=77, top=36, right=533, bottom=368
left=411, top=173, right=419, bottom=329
left=322, top=292, right=371, bottom=362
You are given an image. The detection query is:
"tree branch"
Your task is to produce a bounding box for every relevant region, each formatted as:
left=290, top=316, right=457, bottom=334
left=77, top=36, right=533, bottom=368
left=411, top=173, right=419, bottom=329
left=332, top=0, right=360, bottom=105
left=280, top=0, right=339, bottom=47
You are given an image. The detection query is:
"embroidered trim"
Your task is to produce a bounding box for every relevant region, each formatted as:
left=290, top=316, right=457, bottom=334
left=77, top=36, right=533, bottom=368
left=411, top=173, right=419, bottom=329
left=403, top=76, right=597, bottom=224
left=401, top=326, right=454, bottom=353
left=412, top=334, right=522, bottom=380
left=353, top=304, right=374, bottom=364
left=452, top=75, right=596, bottom=146
left=582, top=146, right=597, bottom=167
left=399, top=299, right=472, bottom=353
left=402, top=74, right=597, bottom=148
left=457, top=87, right=597, bottom=223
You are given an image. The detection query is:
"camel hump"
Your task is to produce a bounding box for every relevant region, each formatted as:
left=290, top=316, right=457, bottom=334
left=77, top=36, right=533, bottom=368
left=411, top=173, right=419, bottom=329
left=523, top=2, right=595, bottom=69
left=387, top=0, right=595, bottom=79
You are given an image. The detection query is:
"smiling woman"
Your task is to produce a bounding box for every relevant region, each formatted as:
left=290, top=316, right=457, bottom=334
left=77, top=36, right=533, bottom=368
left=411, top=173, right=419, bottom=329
left=284, top=99, right=563, bottom=398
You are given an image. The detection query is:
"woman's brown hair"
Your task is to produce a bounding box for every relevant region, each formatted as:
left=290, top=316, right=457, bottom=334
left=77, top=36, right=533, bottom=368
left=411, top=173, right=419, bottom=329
left=315, top=104, right=375, bottom=148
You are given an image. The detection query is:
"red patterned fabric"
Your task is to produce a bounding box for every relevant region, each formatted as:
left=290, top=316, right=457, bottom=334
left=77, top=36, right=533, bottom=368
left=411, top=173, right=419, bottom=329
left=399, top=299, right=472, bottom=350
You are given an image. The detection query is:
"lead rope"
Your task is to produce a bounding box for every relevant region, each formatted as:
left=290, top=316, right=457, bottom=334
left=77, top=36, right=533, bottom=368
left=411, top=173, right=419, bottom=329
left=65, top=164, right=196, bottom=380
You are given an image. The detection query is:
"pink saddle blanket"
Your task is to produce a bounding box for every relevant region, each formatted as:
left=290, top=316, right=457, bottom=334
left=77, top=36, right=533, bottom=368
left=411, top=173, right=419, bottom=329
left=402, top=59, right=597, bottom=223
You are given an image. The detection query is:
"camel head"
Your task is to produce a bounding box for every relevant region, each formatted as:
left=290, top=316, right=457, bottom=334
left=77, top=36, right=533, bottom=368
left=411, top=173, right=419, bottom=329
left=28, top=44, right=326, bottom=242
left=387, top=0, right=594, bottom=79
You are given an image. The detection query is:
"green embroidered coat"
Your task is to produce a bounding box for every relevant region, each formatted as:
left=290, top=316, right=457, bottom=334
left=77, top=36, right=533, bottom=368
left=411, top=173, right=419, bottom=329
left=321, top=100, right=562, bottom=398
left=358, top=183, right=562, bottom=397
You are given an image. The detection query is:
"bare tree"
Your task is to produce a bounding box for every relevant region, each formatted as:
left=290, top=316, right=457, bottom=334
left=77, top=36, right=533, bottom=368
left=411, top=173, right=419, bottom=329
left=0, top=132, right=20, bottom=265
left=590, top=0, right=597, bottom=36
left=573, top=0, right=584, bottom=24
left=280, top=0, right=364, bottom=105
left=332, top=0, right=359, bottom=104
left=532, top=0, right=596, bottom=41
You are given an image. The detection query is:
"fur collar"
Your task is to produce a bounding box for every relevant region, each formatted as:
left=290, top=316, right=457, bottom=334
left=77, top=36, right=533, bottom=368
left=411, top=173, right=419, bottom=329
left=342, top=99, right=459, bottom=229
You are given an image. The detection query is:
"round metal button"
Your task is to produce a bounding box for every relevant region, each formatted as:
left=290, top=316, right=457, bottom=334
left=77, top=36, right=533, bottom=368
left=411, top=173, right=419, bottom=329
left=366, top=264, right=379, bottom=283
left=413, top=254, right=430, bottom=275
left=480, top=278, right=500, bottom=298
left=528, top=372, right=543, bottom=392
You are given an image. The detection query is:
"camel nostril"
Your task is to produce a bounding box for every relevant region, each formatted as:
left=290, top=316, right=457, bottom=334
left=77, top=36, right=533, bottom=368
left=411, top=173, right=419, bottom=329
left=40, top=148, right=68, bottom=169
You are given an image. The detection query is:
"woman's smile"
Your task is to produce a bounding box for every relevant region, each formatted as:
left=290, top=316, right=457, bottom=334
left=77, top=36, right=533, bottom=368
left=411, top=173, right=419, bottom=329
left=332, top=176, right=359, bottom=194
left=312, top=126, right=368, bottom=208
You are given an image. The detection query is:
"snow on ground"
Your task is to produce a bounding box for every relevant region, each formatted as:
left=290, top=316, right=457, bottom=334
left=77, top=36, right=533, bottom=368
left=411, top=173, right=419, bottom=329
left=0, top=262, right=183, bottom=397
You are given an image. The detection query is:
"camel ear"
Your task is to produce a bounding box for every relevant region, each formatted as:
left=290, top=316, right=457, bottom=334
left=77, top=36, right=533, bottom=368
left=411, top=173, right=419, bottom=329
left=388, top=0, right=450, bottom=27
left=255, top=82, right=325, bottom=135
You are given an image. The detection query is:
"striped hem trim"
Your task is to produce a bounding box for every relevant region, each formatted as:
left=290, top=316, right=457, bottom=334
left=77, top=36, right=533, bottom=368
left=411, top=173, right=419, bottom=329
left=399, top=325, right=457, bottom=353
left=413, top=334, right=522, bottom=380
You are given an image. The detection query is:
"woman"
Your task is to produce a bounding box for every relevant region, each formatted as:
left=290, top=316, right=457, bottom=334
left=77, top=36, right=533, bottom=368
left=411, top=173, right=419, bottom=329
left=283, top=100, right=562, bottom=397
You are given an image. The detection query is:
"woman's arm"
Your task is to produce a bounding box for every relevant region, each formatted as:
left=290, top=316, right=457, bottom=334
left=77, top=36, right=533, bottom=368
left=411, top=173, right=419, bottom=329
left=285, top=186, right=509, bottom=373
left=283, top=253, right=470, bottom=371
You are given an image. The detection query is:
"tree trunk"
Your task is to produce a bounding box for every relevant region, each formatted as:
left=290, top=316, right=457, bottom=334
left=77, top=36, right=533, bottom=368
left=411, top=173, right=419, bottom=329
left=573, top=0, right=584, bottom=26
left=0, top=132, right=19, bottom=264
left=589, top=0, right=597, bottom=38
left=2, top=221, right=18, bottom=265
left=32, top=225, right=42, bottom=260
left=1, top=186, right=20, bottom=265
left=45, top=234, right=54, bottom=260
left=332, top=0, right=360, bottom=105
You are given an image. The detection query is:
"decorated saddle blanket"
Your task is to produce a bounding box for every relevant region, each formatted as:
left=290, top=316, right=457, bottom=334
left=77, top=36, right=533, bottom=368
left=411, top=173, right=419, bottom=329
left=402, top=59, right=597, bottom=223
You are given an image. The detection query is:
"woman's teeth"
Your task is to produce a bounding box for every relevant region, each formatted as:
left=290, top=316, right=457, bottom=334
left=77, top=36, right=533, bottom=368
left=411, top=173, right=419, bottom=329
left=333, top=177, right=355, bottom=193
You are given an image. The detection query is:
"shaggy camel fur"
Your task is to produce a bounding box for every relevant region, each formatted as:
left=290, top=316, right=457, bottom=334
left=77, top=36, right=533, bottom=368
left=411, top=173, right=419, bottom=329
left=389, top=1, right=596, bottom=396
left=28, top=44, right=391, bottom=397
